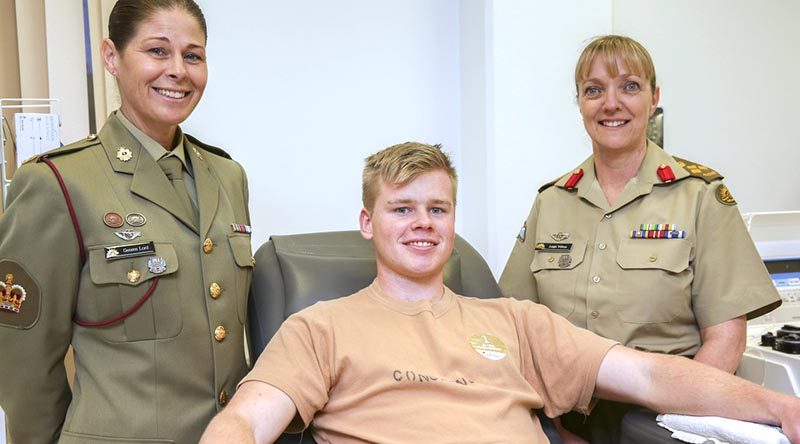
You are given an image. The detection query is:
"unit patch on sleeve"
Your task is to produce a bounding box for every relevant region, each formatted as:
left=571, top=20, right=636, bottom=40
left=0, top=261, right=41, bottom=329
left=715, top=184, right=737, bottom=206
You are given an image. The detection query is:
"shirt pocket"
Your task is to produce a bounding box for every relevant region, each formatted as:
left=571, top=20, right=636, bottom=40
left=228, top=234, right=254, bottom=323
left=529, top=240, right=587, bottom=318
left=83, top=242, right=181, bottom=342
left=614, top=239, right=692, bottom=324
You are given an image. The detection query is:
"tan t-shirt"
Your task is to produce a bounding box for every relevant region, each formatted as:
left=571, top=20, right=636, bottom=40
left=242, top=281, right=617, bottom=443
left=500, top=141, right=780, bottom=355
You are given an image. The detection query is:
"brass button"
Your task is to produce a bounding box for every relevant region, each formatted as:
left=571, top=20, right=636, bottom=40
left=598, top=242, right=607, bottom=250
left=127, top=269, right=141, bottom=283
left=547, top=256, right=555, bottom=263
left=649, top=255, right=657, bottom=262
left=210, top=282, right=222, bottom=299
left=203, top=238, right=214, bottom=254
left=591, top=310, right=600, bottom=319
left=214, top=325, right=227, bottom=342
left=219, top=389, right=228, bottom=406
left=592, top=275, right=601, bottom=283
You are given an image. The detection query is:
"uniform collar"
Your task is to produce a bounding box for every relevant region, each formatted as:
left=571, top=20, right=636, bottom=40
left=115, top=110, right=192, bottom=177
left=555, top=140, right=689, bottom=212
left=98, top=112, right=200, bottom=233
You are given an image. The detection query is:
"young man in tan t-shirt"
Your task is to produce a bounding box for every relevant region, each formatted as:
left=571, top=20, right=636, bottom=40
left=201, top=142, right=800, bottom=444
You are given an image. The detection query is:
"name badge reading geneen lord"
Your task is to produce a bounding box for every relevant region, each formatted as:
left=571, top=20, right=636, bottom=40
left=105, top=242, right=156, bottom=261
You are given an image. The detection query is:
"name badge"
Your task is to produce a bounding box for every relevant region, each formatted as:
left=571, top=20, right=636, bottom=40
left=105, top=242, right=156, bottom=261
left=535, top=242, right=573, bottom=252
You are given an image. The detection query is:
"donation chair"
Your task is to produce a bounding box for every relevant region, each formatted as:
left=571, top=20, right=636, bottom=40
left=247, top=230, right=562, bottom=444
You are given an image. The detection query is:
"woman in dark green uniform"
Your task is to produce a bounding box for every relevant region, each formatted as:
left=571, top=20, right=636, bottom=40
left=0, top=1, right=253, bottom=442
left=500, top=35, right=780, bottom=443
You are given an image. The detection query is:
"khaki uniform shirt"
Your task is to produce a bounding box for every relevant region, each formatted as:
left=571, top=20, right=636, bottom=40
left=0, top=113, right=253, bottom=443
left=500, top=141, right=780, bottom=356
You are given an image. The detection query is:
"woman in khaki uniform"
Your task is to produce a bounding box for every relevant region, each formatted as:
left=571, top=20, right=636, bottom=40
left=0, top=1, right=252, bottom=443
left=499, top=35, right=780, bottom=443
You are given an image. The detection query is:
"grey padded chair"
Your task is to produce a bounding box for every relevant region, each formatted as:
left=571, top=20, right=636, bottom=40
left=247, top=230, right=560, bottom=444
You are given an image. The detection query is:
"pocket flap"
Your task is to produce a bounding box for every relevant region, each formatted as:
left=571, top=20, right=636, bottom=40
left=88, top=242, right=179, bottom=286
left=228, top=234, right=254, bottom=268
left=616, top=239, right=690, bottom=273
left=530, top=240, right=587, bottom=271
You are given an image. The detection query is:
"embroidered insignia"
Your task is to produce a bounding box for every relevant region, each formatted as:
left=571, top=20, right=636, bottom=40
left=114, top=229, right=142, bottom=241
left=0, top=274, right=27, bottom=313
left=469, top=334, right=508, bottom=361
left=716, top=184, right=736, bottom=206
left=103, top=212, right=125, bottom=228
left=116, top=146, right=133, bottom=162
left=125, top=213, right=147, bottom=227
left=564, top=169, right=584, bottom=190
left=127, top=269, right=141, bottom=283
left=558, top=254, right=572, bottom=268
left=147, top=256, right=167, bottom=274
left=517, top=221, right=527, bottom=243
left=104, top=242, right=156, bottom=261
left=550, top=232, right=569, bottom=241
left=231, top=223, right=252, bottom=234
left=656, top=164, right=676, bottom=183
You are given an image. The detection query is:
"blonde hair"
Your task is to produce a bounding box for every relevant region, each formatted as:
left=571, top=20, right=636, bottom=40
left=575, top=35, right=656, bottom=96
left=362, top=142, right=457, bottom=211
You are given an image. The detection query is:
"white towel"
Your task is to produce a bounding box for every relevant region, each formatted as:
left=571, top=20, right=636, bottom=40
left=656, top=414, right=789, bottom=444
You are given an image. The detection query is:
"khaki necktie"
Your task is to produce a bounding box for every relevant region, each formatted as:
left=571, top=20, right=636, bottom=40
left=158, top=156, right=198, bottom=223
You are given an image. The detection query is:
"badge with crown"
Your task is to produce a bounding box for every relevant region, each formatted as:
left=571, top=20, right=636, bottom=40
left=0, top=273, right=27, bottom=314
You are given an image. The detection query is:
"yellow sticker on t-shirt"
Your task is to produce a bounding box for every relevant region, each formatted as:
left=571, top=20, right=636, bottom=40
left=469, top=334, right=508, bottom=361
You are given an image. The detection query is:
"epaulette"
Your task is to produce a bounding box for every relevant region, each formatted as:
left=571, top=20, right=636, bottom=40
left=24, top=134, right=101, bottom=165
left=673, top=156, right=724, bottom=183
left=186, top=134, right=231, bottom=160
left=538, top=178, right=559, bottom=193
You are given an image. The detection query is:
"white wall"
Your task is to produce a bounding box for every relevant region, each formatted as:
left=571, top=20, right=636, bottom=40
left=44, top=0, right=89, bottom=143
left=186, top=0, right=461, bottom=249
left=612, top=0, right=800, bottom=214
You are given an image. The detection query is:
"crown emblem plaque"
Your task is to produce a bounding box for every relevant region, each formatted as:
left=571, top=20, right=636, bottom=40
left=0, top=274, right=27, bottom=314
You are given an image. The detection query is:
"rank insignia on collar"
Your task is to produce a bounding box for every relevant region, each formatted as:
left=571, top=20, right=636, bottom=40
left=191, top=146, right=204, bottom=160
left=550, top=232, right=569, bottom=241
left=517, top=221, right=527, bottom=243
left=657, top=164, right=676, bottom=183
left=116, top=146, right=133, bottom=162
left=564, top=169, right=584, bottom=190
left=231, top=223, right=252, bottom=234
left=716, top=184, right=736, bottom=206
left=0, top=274, right=27, bottom=314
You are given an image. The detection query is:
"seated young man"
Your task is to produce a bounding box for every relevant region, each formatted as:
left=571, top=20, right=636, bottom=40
left=201, top=142, right=800, bottom=444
